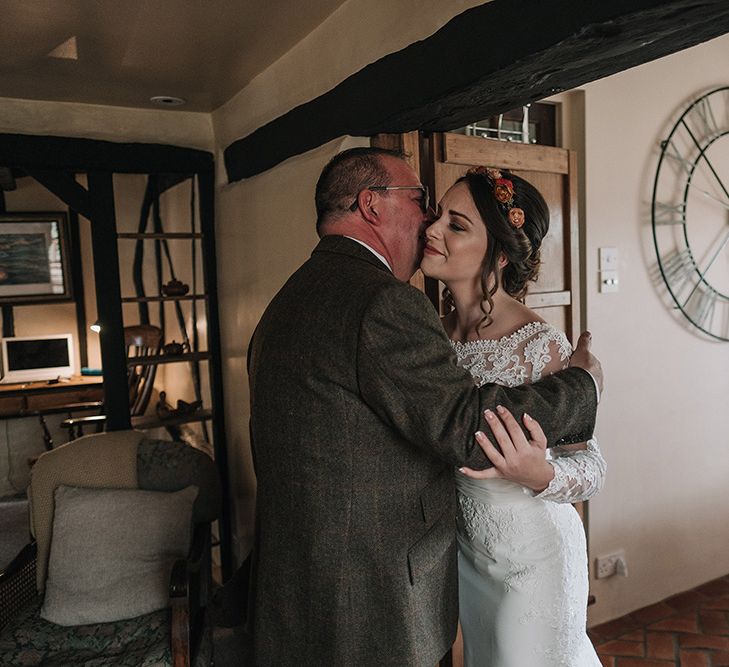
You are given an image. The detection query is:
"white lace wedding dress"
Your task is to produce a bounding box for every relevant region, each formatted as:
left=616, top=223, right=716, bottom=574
left=453, top=322, right=606, bottom=667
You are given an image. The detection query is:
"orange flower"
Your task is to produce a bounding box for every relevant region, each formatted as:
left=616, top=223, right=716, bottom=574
left=494, top=179, right=514, bottom=204
left=508, top=207, right=525, bottom=229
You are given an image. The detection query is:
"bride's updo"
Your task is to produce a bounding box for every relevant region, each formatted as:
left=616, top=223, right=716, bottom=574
left=442, top=167, right=550, bottom=327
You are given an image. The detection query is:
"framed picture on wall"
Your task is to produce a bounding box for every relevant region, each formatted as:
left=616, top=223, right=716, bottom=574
left=0, top=212, right=73, bottom=304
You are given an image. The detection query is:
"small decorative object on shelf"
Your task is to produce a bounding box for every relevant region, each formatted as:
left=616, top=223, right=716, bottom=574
left=161, top=278, right=190, bottom=297
left=162, top=340, right=189, bottom=355
left=156, top=391, right=203, bottom=420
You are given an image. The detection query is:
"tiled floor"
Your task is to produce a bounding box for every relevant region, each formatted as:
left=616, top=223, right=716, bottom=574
left=589, top=575, right=729, bottom=666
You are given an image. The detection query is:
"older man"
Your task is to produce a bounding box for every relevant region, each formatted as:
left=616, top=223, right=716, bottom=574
left=247, top=147, right=601, bottom=666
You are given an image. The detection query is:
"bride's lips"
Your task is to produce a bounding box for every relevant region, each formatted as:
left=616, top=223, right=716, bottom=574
left=423, top=244, right=444, bottom=257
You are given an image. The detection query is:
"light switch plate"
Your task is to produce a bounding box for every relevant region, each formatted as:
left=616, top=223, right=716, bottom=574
left=599, top=247, right=618, bottom=271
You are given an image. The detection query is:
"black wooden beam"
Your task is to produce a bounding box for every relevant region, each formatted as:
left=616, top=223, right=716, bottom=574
left=68, top=208, right=88, bottom=369
left=198, top=170, right=234, bottom=580
left=225, top=0, right=729, bottom=181
left=87, top=171, right=130, bottom=431
left=26, top=169, right=96, bottom=221
left=0, top=133, right=213, bottom=175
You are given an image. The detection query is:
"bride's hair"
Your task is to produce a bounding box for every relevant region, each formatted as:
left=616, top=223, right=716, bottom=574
left=441, top=169, right=550, bottom=331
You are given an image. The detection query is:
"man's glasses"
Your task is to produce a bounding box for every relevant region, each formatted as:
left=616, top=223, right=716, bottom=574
left=349, top=185, right=430, bottom=214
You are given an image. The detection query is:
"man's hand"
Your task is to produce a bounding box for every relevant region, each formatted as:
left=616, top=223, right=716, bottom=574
left=569, top=331, right=603, bottom=395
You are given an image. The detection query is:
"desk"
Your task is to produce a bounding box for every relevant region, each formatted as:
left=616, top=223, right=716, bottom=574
left=0, top=376, right=104, bottom=418
left=0, top=377, right=104, bottom=450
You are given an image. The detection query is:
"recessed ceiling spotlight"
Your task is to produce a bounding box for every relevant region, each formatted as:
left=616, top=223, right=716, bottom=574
left=150, top=95, right=186, bottom=107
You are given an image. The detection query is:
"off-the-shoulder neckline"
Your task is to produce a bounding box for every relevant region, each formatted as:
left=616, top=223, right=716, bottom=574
left=450, top=321, right=563, bottom=348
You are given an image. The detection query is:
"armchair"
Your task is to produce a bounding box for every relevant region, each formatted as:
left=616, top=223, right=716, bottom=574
left=0, top=430, right=220, bottom=667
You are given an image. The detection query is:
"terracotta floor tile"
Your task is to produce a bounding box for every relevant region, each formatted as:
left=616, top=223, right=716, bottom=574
left=695, top=578, right=729, bottom=598
left=614, top=659, right=673, bottom=666
left=646, top=631, right=675, bottom=659
left=595, top=639, right=644, bottom=657
left=698, top=609, right=729, bottom=635
left=713, top=650, right=729, bottom=666
left=702, top=596, right=729, bottom=610
left=679, top=632, right=729, bottom=650
left=664, top=590, right=709, bottom=611
left=591, top=616, right=642, bottom=641
left=649, top=612, right=700, bottom=633
left=630, top=601, right=677, bottom=625
left=590, top=575, right=729, bottom=667
left=678, top=649, right=710, bottom=666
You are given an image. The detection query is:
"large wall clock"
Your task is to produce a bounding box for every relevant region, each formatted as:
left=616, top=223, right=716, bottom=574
left=651, top=87, right=729, bottom=342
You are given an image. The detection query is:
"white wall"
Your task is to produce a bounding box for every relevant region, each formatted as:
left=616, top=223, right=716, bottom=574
left=581, top=34, right=729, bottom=625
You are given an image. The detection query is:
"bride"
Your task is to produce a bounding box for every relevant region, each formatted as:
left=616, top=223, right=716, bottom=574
left=420, top=167, right=606, bottom=666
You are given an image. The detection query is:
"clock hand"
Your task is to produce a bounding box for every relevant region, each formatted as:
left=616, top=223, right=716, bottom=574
left=692, top=184, right=729, bottom=211
left=680, top=119, right=729, bottom=203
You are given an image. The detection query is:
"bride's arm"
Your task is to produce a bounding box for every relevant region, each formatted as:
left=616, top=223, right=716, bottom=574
left=534, top=437, right=606, bottom=503
left=461, top=333, right=606, bottom=500
left=531, top=335, right=606, bottom=502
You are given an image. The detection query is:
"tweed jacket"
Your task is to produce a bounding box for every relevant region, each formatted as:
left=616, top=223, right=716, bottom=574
left=247, top=235, right=597, bottom=666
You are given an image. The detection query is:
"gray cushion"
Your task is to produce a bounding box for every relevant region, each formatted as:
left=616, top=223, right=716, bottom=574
left=40, top=484, right=198, bottom=626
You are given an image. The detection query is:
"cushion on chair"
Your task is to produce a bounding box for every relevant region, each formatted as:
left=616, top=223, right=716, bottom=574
left=40, top=484, right=198, bottom=626
left=29, top=430, right=144, bottom=591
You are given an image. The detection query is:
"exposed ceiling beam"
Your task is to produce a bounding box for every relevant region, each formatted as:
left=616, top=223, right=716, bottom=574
left=0, top=167, right=16, bottom=191
left=224, top=0, right=729, bottom=182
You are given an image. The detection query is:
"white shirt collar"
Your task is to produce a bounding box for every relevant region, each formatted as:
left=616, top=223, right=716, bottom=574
left=344, top=236, right=392, bottom=272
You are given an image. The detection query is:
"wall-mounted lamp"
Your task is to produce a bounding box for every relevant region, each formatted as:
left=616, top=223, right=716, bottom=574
left=90, top=320, right=101, bottom=333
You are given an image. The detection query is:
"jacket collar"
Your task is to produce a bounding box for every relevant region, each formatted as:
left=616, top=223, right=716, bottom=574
left=312, top=235, right=393, bottom=274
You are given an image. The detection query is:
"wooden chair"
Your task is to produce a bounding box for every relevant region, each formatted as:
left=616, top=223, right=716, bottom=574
left=0, top=430, right=220, bottom=667
left=61, top=324, right=163, bottom=439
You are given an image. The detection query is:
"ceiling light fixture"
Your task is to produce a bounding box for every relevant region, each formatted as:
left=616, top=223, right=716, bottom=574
left=150, top=95, right=186, bottom=107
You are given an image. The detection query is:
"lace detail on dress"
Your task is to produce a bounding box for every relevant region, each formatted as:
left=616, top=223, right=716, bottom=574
left=537, top=437, right=606, bottom=503
left=451, top=321, right=571, bottom=388
left=452, top=321, right=606, bottom=504
left=457, top=494, right=540, bottom=593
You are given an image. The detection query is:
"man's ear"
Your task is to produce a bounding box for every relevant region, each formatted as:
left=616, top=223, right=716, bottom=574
left=358, top=189, right=381, bottom=225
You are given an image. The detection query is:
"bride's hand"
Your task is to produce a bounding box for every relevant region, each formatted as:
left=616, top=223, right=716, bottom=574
left=459, top=406, right=555, bottom=492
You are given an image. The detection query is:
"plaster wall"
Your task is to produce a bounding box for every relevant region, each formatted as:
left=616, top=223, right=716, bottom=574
left=580, top=34, right=729, bottom=625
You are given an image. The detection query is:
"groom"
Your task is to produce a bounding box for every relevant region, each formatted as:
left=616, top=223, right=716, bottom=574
left=247, top=147, right=601, bottom=666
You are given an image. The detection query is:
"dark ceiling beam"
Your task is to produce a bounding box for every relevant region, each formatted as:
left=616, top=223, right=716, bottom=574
left=0, top=133, right=213, bottom=174
left=225, top=0, right=729, bottom=182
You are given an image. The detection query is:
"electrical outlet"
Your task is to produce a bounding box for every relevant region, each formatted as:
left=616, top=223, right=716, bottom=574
left=595, top=549, right=628, bottom=579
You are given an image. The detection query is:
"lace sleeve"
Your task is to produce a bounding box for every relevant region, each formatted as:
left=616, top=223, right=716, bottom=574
left=534, top=437, right=606, bottom=503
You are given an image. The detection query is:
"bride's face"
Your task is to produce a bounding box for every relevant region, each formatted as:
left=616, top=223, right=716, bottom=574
left=420, top=182, right=489, bottom=284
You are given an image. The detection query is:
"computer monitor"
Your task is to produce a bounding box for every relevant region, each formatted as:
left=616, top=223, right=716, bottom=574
left=0, top=334, right=75, bottom=384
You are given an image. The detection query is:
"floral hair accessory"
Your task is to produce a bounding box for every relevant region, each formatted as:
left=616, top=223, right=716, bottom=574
left=508, top=207, right=525, bottom=229
left=468, top=166, right=524, bottom=229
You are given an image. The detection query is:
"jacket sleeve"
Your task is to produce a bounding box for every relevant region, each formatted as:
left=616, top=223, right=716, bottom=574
left=357, top=284, right=598, bottom=469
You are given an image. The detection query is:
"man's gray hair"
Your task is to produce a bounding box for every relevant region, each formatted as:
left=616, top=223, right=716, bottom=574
left=315, top=147, right=404, bottom=233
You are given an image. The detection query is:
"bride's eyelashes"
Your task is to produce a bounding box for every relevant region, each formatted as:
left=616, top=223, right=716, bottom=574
left=449, top=220, right=466, bottom=232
